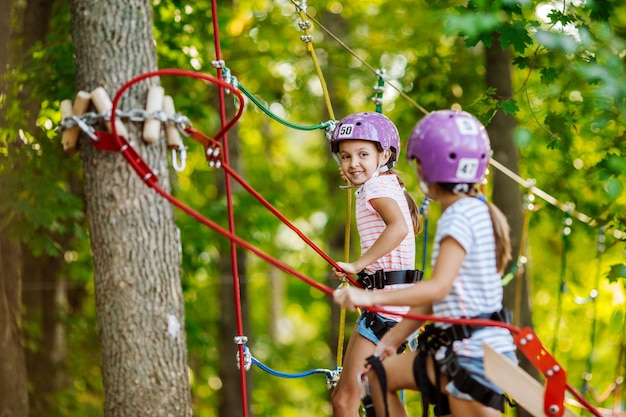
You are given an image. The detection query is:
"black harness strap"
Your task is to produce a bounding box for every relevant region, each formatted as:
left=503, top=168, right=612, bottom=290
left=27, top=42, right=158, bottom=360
left=445, top=352, right=505, bottom=412
left=362, top=311, right=407, bottom=354
left=413, top=353, right=451, bottom=417
left=365, top=355, right=390, bottom=417
left=357, top=269, right=423, bottom=290
left=413, top=309, right=513, bottom=415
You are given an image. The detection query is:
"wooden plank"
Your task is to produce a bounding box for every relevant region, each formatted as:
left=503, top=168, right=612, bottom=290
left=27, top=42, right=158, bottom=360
left=483, top=343, right=577, bottom=417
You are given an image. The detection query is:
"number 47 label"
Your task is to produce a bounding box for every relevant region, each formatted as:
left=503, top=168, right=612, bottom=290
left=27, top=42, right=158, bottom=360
left=456, top=158, right=480, bottom=180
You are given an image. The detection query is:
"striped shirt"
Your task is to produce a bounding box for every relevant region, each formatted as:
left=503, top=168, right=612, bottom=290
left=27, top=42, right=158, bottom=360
left=355, top=174, right=415, bottom=318
left=431, top=197, right=515, bottom=357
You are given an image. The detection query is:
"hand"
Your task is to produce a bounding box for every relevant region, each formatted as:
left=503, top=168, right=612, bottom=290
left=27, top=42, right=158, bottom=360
left=333, top=286, right=372, bottom=311
left=333, top=261, right=359, bottom=276
left=373, top=338, right=399, bottom=361
left=339, top=166, right=349, bottom=183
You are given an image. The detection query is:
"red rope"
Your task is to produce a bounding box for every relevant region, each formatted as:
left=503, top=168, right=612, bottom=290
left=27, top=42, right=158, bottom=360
left=209, top=3, right=249, bottom=415
left=185, top=125, right=360, bottom=287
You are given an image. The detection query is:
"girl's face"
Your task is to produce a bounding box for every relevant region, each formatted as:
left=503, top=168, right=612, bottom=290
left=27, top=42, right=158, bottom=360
left=338, top=140, right=390, bottom=186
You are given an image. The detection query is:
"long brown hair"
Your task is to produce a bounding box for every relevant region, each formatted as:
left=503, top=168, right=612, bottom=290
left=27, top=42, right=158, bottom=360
left=469, top=186, right=512, bottom=274
left=389, top=170, right=422, bottom=235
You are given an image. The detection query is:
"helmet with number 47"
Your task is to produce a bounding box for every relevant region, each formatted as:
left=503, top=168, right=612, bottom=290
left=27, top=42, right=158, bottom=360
left=406, top=110, right=491, bottom=184
left=330, top=112, right=400, bottom=169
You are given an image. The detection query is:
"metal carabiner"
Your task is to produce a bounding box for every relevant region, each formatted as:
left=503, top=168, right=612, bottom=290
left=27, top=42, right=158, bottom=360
left=171, top=146, right=187, bottom=172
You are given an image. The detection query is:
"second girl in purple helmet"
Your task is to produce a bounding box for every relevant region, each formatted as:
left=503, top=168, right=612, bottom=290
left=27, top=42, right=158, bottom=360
left=329, top=112, right=423, bottom=417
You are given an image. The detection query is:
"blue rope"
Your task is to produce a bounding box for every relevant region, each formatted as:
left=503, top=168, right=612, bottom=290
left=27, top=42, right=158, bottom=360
left=244, top=345, right=338, bottom=384
left=251, top=357, right=334, bottom=379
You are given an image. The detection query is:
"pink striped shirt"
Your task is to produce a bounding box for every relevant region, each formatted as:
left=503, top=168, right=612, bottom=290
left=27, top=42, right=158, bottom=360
left=355, top=174, right=416, bottom=318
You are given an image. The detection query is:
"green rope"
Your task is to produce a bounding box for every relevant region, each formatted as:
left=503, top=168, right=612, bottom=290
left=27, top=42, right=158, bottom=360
left=237, top=83, right=332, bottom=132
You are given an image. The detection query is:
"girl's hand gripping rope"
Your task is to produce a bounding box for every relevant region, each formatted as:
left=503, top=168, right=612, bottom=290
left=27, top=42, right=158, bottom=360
left=333, top=286, right=372, bottom=312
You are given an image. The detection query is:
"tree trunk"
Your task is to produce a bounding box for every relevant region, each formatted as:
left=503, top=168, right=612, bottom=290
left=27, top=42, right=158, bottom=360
left=0, top=230, right=29, bottom=417
left=485, top=33, right=540, bottom=417
left=69, top=0, right=191, bottom=415
left=22, top=248, right=70, bottom=415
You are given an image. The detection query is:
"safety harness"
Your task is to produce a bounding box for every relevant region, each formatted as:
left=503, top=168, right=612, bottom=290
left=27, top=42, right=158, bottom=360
left=360, top=309, right=513, bottom=417
left=357, top=269, right=424, bottom=290
left=414, top=309, right=513, bottom=417
left=358, top=269, right=423, bottom=354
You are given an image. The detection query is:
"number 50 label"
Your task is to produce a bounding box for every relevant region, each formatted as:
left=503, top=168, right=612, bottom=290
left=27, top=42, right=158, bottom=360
left=337, top=124, right=355, bottom=138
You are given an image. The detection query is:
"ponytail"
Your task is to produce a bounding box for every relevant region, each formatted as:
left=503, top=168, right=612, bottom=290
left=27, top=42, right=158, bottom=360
left=391, top=170, right=422, bottom=235
left=468, top=186, right=512, bottom=274
left=486, top=202, right=512, bottom=274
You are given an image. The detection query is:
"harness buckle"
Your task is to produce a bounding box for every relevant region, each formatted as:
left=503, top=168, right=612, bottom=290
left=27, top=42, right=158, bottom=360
left=374, top=270, right=385, bottom=289
left=439, top=349, right=461, bottom=379
left=357, top=271, right=374, bottom=290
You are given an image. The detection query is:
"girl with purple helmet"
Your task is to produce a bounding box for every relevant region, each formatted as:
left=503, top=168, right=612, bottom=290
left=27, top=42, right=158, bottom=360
left=334, top=110, right=517, bottom=417
left=329, top=112, right=423, bottom=417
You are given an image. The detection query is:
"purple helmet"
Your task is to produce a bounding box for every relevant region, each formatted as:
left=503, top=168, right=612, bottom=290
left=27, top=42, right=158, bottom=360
left=406, top=110, right=490, bottom=184
left=330, top=112, right=400, bottom=167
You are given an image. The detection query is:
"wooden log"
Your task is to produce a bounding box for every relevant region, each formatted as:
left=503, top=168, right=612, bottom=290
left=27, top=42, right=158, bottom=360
left=483, top=343, right=577, bottom=417
left=142, top=85, right=164, bottom=144
left=90, top=86, right=129, bottom=138
left=60, top=99, right=75, bottom=154
left=60, top=91, right=92, bottom=154
left=162, top=95, right=183, bottom=149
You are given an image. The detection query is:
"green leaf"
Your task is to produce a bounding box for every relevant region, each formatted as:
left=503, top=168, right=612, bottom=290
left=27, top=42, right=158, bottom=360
left=540, top=67, right=559, bottom=84
left=607, top=263, right=626, bottom=283
left=499, top=21, right=533, bottom=53
left=499, top=99, right=519, bottom=115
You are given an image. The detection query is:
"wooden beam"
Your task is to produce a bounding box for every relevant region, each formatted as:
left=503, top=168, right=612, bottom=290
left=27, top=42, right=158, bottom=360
left=483, top=343, right=577, bottom=417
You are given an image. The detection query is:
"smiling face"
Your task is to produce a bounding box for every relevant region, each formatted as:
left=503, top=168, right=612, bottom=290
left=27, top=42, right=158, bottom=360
left=338, top=140, right=390, bottom=185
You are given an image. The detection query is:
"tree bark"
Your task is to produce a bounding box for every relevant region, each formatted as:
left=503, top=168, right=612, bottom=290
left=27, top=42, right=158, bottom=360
left=485, top=33, right=540, bottom=417
left=69, top=0, right=191, bottom=415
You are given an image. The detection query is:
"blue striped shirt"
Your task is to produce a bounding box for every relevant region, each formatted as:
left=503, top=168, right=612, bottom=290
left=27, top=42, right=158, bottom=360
left=431, top=197, right=515, bottom=357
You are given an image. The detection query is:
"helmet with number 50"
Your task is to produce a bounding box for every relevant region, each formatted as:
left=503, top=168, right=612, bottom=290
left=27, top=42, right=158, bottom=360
left=330, top=112, right=400, bottom=170
left=406, top=110, right=491, bottom=184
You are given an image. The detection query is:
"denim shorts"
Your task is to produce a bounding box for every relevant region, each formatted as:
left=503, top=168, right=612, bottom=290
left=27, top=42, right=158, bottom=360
left=356, top=313, right=399, bottom=344
left=442, top=350, right=518, bottom=400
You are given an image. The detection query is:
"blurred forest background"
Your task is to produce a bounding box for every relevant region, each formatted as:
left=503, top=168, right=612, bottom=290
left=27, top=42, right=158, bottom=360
left=1, top=0, right=625, bottom=416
